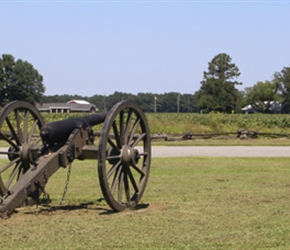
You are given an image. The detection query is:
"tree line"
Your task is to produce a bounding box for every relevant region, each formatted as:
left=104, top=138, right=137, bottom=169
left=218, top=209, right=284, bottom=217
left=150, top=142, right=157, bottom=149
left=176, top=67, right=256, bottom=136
left=41, top=92, right=198, bottom=113
left=0, top=53, right=289, bottom=113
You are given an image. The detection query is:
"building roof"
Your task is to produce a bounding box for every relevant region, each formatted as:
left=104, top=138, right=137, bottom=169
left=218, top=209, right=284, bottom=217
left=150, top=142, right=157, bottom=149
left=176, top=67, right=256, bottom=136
left=36, top=102, right=98, bottom=112
left=67, top=100, right=90, bottom=105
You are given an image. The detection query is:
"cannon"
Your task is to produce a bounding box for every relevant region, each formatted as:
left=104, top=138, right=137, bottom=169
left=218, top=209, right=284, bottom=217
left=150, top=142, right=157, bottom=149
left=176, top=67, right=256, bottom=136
left=0, top=100, right=151, bottom=218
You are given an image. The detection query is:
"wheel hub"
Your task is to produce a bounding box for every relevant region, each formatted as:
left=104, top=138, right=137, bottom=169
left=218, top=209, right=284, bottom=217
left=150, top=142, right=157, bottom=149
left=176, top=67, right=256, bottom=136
left=121, top=145, right=139, bottom=166
left=20, top=144, right=33, bottom=163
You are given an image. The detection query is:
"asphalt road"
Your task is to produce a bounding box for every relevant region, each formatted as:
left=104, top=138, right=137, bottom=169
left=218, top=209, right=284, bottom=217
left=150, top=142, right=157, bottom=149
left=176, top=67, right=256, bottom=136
left=151, top=146, right=290, bottom=158
left=1, top=146, right=290, bottom=159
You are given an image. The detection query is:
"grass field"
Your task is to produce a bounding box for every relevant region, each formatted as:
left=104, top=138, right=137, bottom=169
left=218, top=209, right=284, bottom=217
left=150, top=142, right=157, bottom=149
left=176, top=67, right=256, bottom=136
left=1, top=157, right=290, bottom=249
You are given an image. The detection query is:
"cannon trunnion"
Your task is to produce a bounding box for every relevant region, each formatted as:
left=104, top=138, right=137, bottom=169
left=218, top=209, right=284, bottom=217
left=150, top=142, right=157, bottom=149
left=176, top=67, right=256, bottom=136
left=0, top=100, right=151, bottom=218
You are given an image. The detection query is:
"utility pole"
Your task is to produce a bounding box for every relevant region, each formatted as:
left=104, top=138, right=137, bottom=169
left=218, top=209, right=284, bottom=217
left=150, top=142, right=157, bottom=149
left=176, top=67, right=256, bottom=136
left=177, top=93, right=180, bottom=113
left=154, top=96, right=157, bottom=113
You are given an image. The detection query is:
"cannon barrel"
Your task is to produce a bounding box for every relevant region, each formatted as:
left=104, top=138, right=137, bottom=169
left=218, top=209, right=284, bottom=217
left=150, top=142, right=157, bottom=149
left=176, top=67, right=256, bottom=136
left=40, top=112, right=107, bottom=143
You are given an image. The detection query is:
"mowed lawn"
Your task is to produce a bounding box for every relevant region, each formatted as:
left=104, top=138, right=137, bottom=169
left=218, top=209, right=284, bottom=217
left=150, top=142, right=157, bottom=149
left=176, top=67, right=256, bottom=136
left=1, top=157, right=290, bottom=249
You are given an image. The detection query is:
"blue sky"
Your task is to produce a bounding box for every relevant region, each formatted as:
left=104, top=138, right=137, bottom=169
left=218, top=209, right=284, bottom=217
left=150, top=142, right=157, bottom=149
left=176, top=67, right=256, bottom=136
left=1, top=0, right=289, bottom=96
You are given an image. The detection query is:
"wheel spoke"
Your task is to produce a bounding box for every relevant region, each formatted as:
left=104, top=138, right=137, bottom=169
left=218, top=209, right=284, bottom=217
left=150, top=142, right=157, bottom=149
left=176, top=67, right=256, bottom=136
left=108, top=137, right=120, bottom=154
left=23, top=110, right=29, bottom=143
left=130, top=161, right=146, bottom=177
left=0, top=132, right=18, bottom=149
left=131, top=133, right=146, bottom=147
left=127, top=166, right=139, bottom=193
left=16, top=165, right=23, bottom=181
left=117, top=171, right=124, bottom=203
left=119, top=110, right=124, bottom=145
left=124, top=109, right=133, bottom=144
left=112, top=121, right=122, bottom=149
left=15, top=109, right=24, bottom=143
left=0, top=157, right=20, bottom=174
left=16, top=162, right=30, bottom=181
left=28, top=119, right=38, bottom=145
left=6, top=161, right=22, bottom=189
left=137, top=152, right=148, bottom=157
left=111, top=165, right=122, bottom=195
left=5, top=117, right=21, bottom=145
left=128, top=118, right=140, bottom=145
left=0, top=151, right=18, bottom=156
left=106, top=155, right=120, bottom=161
left=31, top=136, right=42, bottom=147
left=107, top=160, right=121, bottom=179
left=123, top=170, right=130, bottom=202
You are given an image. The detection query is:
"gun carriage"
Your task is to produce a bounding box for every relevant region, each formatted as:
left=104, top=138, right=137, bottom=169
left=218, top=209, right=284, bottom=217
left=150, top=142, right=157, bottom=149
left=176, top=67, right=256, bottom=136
left=0, top=100, right=151, bottom=218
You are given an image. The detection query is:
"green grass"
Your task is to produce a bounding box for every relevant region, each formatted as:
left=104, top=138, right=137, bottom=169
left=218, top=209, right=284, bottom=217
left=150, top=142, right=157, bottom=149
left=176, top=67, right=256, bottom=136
left=145, top=112, right=290, bottom=134
left=1, top=157, right=290, bottom=249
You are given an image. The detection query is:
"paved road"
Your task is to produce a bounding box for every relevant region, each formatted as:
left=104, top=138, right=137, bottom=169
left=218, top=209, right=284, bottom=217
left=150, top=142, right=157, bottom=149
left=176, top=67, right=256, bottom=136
left=151, top=146, right=290, bottom=158
left=1, top=146, right=290, bottom=159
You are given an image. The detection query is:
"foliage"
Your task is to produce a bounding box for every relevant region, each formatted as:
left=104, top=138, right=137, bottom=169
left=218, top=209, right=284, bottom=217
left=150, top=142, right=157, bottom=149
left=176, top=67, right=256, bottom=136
left=197, top=53, right=242, bottom=113
left=41, top=112, right=290, bottom=135
left=0, top=54, right=45, bottom=106
left=42, top=91, right=198, bottom=113
left=275, top=66, right=290, bottom=112
left=147, top=112, right=290, bottom=134
left=136, top=93, right=155, bottom=112
left=157, top=92, right=179, bottom=112
left=244, top=80, right=281, bottom=113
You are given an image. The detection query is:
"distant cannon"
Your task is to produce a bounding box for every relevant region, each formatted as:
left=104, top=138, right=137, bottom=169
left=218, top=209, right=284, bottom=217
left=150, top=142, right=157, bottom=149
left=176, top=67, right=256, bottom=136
left=0, top=100, right=151, bottom=218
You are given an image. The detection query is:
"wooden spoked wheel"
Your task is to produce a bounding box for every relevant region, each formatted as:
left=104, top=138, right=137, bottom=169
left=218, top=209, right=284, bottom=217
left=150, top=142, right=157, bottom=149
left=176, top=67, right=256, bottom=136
left=98, top=101, right=151, bottom=211
left=0, top=101, right=45, bottom=197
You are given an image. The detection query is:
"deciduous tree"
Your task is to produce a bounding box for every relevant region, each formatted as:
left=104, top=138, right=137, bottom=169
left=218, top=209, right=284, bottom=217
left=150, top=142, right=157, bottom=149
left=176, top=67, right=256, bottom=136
left=0, top=54, right=45, bottom=106
left=244, top=81, right=281, bottom=113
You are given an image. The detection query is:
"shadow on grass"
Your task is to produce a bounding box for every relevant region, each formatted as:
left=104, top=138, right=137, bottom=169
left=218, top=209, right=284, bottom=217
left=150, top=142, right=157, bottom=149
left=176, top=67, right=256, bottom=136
left=20, top=199, right=150, bottom=216
left=97, top=198, right=150, bottom=215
